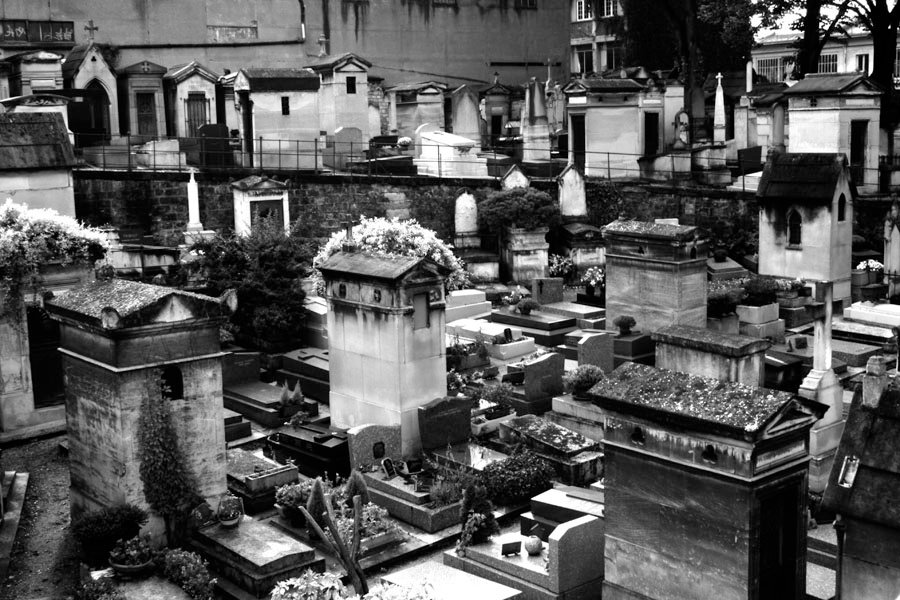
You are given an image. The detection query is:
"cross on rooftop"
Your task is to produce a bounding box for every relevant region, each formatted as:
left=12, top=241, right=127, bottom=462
left=84, top=20, right=99, bottom=41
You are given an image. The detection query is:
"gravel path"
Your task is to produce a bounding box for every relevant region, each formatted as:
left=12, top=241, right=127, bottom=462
left=0, top=435, right=79, bottom=600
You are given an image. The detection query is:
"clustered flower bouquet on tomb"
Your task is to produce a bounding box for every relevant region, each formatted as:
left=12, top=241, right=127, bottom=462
left=580, top=266, right=605, bottom=296
left=857, top=259, right=885, bottom=285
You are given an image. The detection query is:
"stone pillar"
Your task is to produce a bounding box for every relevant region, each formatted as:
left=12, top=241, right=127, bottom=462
left=772, top=104, right=786, bottom=153
left=521, top=78, right=551, bottom=163
left=713, top=73, right=726, bottom=144
left=799, top=280, right=844, bottom=493
left=184, top=170, right=215, bottom=245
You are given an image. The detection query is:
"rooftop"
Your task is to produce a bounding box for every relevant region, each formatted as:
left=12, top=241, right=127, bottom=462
left=305, top=52, right=371, bottom=71
left=588, top=362, right=796, bottom=436
left=318, top=251, right=449, bottom=282
left=236, top=68, right=320, bottom=92
left=602, top=218, right=698, bottom=241
left=757, top=152, right=854, bottom=204
left=783, top=73, right=882, bottom=96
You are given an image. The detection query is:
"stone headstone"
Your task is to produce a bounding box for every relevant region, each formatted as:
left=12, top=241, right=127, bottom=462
left=347, top=423, right=402, bottom=471
left=414, top=122, right=440, bottom=158
left=381, top=457, right=397, bottom=478
left=500, top=164, right=530, bottom=190
left=522, top=352, right=565, bottom=399
left=558, top=165, right=586, bottom=219
left=452, top=85, right=482, bottom=147
left=531, top=277, right=564, bottom=305
left=417, top=395, right=474, bottom=450
left=454, top=192, right=479, bottom=248
left=578, top=331, right=614, bottom=373
left=332, top=126, right=363, bottom=170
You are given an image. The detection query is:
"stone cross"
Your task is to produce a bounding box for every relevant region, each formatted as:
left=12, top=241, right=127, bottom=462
left=84, top=20, right=98, bottom=41
left=713, top=72, right=726, bottom=144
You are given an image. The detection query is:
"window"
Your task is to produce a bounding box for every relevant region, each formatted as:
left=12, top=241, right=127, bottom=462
left=788, top=210, right=802, bottom=246
left=338, top=283, right=347, bottom=298
left=606, top=45, right=624, bottom=70
left=161, top=365, right=184, bottom=401
left=281, top=96, right=290, bottom=115
left=515, top=0, right=537, bottom=8
left=756, top=57, right=782, bottom=83
left=598, top=0, right=616, bottom=17
left=373, top=289, right=382, bottom=303
left=818, top=53, right=838, bottom=74
left=856, top=53, right=870, bottom=74
left=573, top=45, right=593, bottom=75
left=838, top=193, right=847, bottom=221
left=575, top=0, right=593, bottom=20
left=895, top=47, right=900, bottom=76
left=810, top=97, right=818, bottom=107
left=413, top=293, right=430, bottom=329
left=346, top=76, right=357, bottom=94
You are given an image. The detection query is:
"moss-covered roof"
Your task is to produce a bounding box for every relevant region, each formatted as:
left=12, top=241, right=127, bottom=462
left=652, top=325, right=771, bottom=357
left=46, top=278, right=221, bottom=326
left=589, top=362, right=794, bottom=435
left=318, top=251, right=450, bottom=282
left=602, top=218, right=697, bottom=241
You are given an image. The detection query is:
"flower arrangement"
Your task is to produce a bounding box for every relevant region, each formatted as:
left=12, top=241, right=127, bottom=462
left=563, top=364, right=605, bottom=396
left=773, top=278, right=805, bottom=292
left=858, top=259, right=884, bottom=271
left=516, top=297, right=541, bottom=315
left=0, top=200, right=105, bottom=313
left=456, top=484, right=499, bottom=555
left=109, top=534, right=154, bottom=566
left=548, top=254, right=574, bottom=279
left=580, top=266, right=605, bottom=287
left=741, top=276, right=777, bottom=307
left=271, top=570, right=350, bottom=600
left=161, top=549, right=216, bottom=600
left=276, top=480, right=317, bottom=509
left=397, top=137, right=412, bottom=148
left=330, top=503, right=398, bottom=544
left=612, top=315, right=637, bottom=336
left=313, top=216, right=470, bottom=291
left=500, top=287, right=527, bottom=308
left=74, top=579, right=126, bottom=600
left=217, top=493, right=244, bottom=525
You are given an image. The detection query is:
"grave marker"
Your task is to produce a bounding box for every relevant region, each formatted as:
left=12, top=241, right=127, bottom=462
left=417, top=395, right=474, bottom=451
left=347, top=424, right=401, bottom=471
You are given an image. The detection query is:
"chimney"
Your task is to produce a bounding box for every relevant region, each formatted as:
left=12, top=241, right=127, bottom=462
left=341, top=221, right=356, bottom=252
left=862, top=355, right=888, bottom=409
left=317, top=35, right=328, bottom=58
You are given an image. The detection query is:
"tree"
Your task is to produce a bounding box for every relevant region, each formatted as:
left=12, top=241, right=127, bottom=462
left=847, top=0, right=900, bottom=129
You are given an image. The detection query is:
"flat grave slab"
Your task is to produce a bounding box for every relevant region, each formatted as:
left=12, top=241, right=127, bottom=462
left=224, top=381, right=281, bottom=408
left=843, top=301, right=900, bottom=328
left=195, top=518, right=315, bottom=574
left=447, top=289, right=488, bottom=308
left=827, top=319, right=894, bottom=345
left=777, top=336, right=880, bottom=368
left=540, top=302, right=604, bottom=320
left=500, top=415, right=597, bottom=458
left=281, top=348, right=330, bottom=380
left=447, top=319, right=522, bottom=341
left=381, top=561, right=523, bottom=600
left=114, top=575, right=190, bottom=599
left=491, top=310, right=576, bottom=332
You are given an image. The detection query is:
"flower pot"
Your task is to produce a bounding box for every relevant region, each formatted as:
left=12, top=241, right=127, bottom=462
left=219, top=515, right=242, bottom=528
left=275, top=503, right=306, bottom=528
left=851, top=269, right=868, bottom=287
left=109, top=558, right=155, bottom=579
left=870, top=270, right=884, bottom=285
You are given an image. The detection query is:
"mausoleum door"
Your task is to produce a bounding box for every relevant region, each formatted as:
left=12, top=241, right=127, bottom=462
left=571, top=114, right=585, bottom=168
left=136, top=92, right=158, bottom=137
left=644, top=112, right=659, bottom=156
left=26, top=306, right=64, bottom=408
left=850, top=120, right=867, bottom=184
left=185, top=92, right=209, bottom=138
left=757, top=483, right=802, bottom=599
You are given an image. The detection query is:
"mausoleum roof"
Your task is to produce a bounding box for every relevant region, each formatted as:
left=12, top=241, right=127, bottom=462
left=783, top=73, right=882, bottom=96
left=589, top=362, right=797, bottom=438
left=305, top=52, right=371, bottom=72
left=164, top=61, right=220, bottom=84
left=235, top=68, right=320, bottom=91
left=318, top=251, right=450, bottom=282
left=757, top=152, right=855, bottom=203
left=230, top=175, right=288, bottom=191
left=62, top=43, right=114, bottom=80
left=46, top=278, right=223, bottom=328
left=602, top=218, right=697, bottom=241
left=822, top=376, right=900, bottom=528
left=0, top=113, right=75, bottom=171
left=652, top=325, right=771, bottom=357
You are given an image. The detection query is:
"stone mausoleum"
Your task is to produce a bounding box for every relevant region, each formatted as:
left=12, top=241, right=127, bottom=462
left=592, top=362, right=825, bottom=600
left=318, top=250, right=450, bottom=458
left=45, top=279, right=231, bottom=518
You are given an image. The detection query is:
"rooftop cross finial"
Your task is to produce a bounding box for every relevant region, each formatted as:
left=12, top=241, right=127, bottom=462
left=84, top=20, right=99, bottom=42
left=716, top=72, right=724, bottom=86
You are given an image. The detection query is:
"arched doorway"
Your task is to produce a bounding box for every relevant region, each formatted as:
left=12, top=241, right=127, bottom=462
left=86, top=80, right=110, bottom=139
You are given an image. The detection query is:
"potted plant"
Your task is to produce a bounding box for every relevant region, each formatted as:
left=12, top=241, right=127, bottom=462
left=275, top=480, right=314, bottom=527
left=580, top=266, right=605, bottom=296
left=613, top=315, right=636, bottom=337
left=860, top=259, right=885, bottom=284
left=736, top=277, right=779, bottom=324
left=563, top=365, right=605, bottom=400
left=480, top=382, right=514, bottom=421
left=72, top=503, right=149, bottom=568
left=217, top=493, right=244, bottom=528
left=516, top=297, right=541, bottom=316
left=108, top=535, right=155, bottom=578
left=548, top=254, right=574, bottom=282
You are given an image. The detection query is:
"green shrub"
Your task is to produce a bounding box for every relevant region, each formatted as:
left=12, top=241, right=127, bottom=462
left=342, top=470, right=371, bottom=506
left=71, top=503, right=148, bottom=567
left=478, top=450, right=554, bottom=506
left=458, top=484, right=499, bottom=547
left=707, top=286, right=745, bottom=318
left=161, top=549, right=216, bottom=600
left=563, top=364, right=605, bottom=395
left=477, top=188, right=561, bottom=233
left=612, top=315, right=636, bottom=335
left=742, top=276, right=777, bottom=307
left=305, top=478, right=330, bottom=538
left=516, top=298, right=541, bottom=315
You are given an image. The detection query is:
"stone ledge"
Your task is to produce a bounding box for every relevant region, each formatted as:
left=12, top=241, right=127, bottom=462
left=652, top=324, right=771, bottom=357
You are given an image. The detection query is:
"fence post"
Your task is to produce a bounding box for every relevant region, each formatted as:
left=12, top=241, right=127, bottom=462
left=437, top=144, right=442, bottom=178
left=126, top=135, right=132, bottom=171
left=607, top=153, right=611, bottom=180
left=314, top=138, right=318, bottom=173
left=258, top=136, right=264, bottom=173
left=101, top=142, right=106, bottom=170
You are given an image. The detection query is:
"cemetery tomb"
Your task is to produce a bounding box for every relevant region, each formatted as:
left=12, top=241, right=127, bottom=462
left=503, top=352, right=566, bottom=415
left=445, top=289, right=492, bottom=323
left=224, top=380, right=304, bottom=429
left=267, top=423, right=350, bottom=478
left=501, top=227, right=551, bottom=285
left=499, top=415, right=602, bottom=485
left=490, top=309, right=578, bottom=348
left=231, top=175, right=290, bottom=237
left=652, top=324, right=770, bottom=387
left=277, top=347, right=331, bottom=403
left=302, top=296, right=330, bottom=349
left=544, top=393, right=606, bottom=442
left=44, top=279, right=230, bottom=518
left=519, top=484, right=605, bottom=541
left=413, top=130, right=489, bottom=178
left=226, top=448, right=298, bottom=513
left=589, top=362, right=825, bottom=600
left=756, top=153, right=854, bottom=307
left=821, top=356, right=900, bottom=600
left=707, top=256, right=749, bottom=281
left=603, top=219, right=708, bottom=335
left=319, top=251, right=451, bottom=458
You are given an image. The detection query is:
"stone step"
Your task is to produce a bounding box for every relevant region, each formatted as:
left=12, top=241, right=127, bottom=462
left=491, top=310, right=576, bottom=332
left=807, top=536, right=837, bottom=570
left=224, top=409, right=244, bottom=426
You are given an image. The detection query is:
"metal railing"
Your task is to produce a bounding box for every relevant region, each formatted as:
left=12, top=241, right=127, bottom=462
left=62, top=132, right=889, bottom=189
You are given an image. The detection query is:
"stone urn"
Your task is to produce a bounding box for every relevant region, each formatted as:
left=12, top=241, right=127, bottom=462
left=524, top=535, right=543, bottom=555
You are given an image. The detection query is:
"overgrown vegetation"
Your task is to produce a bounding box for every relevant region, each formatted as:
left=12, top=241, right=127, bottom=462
left=187, top=216, right=317, bottom=348
left=477, top=188, right=561, bottom=233
left=71, top=503, right=148, bottom=567
left=161, top=549, right=216, bottom=600
left=478, top=449, right=555, bottom=506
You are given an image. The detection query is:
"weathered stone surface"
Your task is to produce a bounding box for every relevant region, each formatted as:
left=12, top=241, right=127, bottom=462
left=347, top=423, right=402, bottom=470
left=558, top=165, right=586, bottom=218
left=418, top=396, right=474, bottom=450
left=531, top=278, right=564, bottom=305
left=578, top=332, right=614, bottom=373
left=454, top=192, right=478, bottom=236
left=510, top=352, right=565, bottom=401
left=500, top=414, right=598, bottom=458
left=383, top=561, right=523, bottom=600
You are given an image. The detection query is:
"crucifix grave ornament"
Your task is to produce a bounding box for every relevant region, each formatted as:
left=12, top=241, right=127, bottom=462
left=84, top=20, right=99, bottom=42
